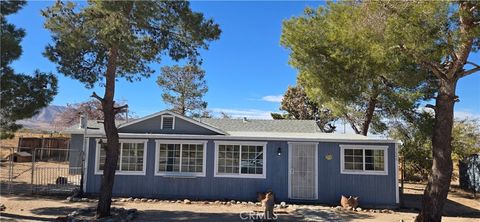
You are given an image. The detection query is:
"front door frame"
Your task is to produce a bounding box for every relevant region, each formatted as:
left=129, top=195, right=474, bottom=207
left=288, top=142, right=319, bottom=200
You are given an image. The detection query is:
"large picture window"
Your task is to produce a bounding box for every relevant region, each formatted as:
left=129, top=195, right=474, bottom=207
left=340, top=145, right=388, bottom=175
left=95, top=139, right=147, bottom=175
left=155, top=140, right=206, bottom=177
left=214, top=141, right=267, bottom=178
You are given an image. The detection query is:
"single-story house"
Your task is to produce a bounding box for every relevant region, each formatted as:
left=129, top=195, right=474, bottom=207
left=66, top=110, right=399, bottom=207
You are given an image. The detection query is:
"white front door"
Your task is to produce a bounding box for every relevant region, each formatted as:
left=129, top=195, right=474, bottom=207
left=288, top=142, right=318, bottom=199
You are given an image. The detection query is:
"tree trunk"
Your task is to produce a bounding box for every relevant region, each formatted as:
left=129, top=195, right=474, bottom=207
left=360, top=93, right=378, bottom=136
left=96, top=47, right=119, bottom=218
left=416, top=78, right=458, bottom=222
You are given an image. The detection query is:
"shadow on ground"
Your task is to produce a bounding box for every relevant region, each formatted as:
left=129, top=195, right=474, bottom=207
left=135, top=210, right=303, bottom=222
left=402, top=193, right=480, bottom=218
left=0, top=212, right=52, bottom=221
left=294, top=208, right=373, bottom=222
left=31, top=206, right=81, bottom=216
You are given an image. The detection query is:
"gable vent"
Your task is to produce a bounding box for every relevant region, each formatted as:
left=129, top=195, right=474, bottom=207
left=161, top=116, right=174, bottom=130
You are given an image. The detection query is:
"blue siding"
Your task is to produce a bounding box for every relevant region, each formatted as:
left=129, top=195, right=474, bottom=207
left=83, top=137, right=397, bottom=207
left=118, top=115, right=220, bottom=135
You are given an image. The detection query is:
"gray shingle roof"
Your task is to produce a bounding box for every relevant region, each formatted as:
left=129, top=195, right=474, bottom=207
left=195, top=118, right=321, bottom=133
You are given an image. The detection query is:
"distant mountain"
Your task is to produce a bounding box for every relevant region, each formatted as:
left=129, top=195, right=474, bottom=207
left=17, top=105, right=66, bottom=130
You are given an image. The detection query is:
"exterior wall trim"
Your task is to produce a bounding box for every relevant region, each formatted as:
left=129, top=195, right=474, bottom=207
left=160, top=115, right=175, bottom=130
left=153, top=139, right=207, bottom=177
left=83, top=136, right=89, bottom=192
left=339, top=144, right=389, bottom=176
left=117, top=110, right=226, bottom=135
left=83, top=133, right=398, bottom=144
left=395, top=142, right=399, bottom=204
left=94, top=138, right=148, bottom=175
left=213, top=140, right=267, bottom=179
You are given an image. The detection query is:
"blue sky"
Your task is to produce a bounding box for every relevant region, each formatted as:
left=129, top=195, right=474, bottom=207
left=8, top=1, right=480, bottom=122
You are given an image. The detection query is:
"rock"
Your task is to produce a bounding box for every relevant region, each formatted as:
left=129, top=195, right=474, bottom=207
left=111, top=199, right=117, bottom=202
left=226, top=202, right=232, bottom=206
left=66, top=196, right=73, bottom=201
left=248, top=201, right=254, bottom=205
left=280, top=202, right=287, bottom=208
left=127, top=208, right=138, bottom=214
left=126, top=213, right=135, bottom=221
left=241, top=201, right=247, bottom=205
left=104, top=218, right=116, bottom=222
left=134, top=198, right=140, bottom=202
left=236, top=201, right=241, bottom=204
left=184, top=199, right=191, bottom=204
left=176, top=200, right=182, bottom=203
left=127, top=197, right=133, bottom=201
left=214, top=201, right=220, bottom=204
left=147, top=199, right=153, bottom=202
left=72, top=197, right=80, bottom=202
left=68, top=210, right=79, bottom=217
left=140, top=198, right=147, bottom=202
left=170, top=200, right=175, bottom=203
left=81, top=198, right=88, bottom=202
left=356, top=207, right=362, bottom=212
left=335, top=206, right=342, bottom=210
left=203, top=201, right=209, bottom=204
left=153, top=199, right=159, bottom=202
left=256, top=202, right=261, bottom=206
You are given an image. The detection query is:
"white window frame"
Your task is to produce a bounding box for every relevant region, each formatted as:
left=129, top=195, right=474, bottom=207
left=94, top=139, right=148, bottom=175
left=214, top=141, right=267, bottom=179
left=160, top=115, right=175, bottom=130
left=340, top=145, right=388, bottom=175
left=154, top=140, right=207, bottom=177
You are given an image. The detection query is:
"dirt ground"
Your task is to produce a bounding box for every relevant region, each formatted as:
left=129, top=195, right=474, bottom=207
left=0, top=182, right=479, bottom=222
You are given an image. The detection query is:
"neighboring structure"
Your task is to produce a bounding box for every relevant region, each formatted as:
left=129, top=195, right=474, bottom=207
left=66, top=110, right=400, bottom=207
left=459, top=154, right=480, bottom=193
left=7, top=151, right=32, bottom=162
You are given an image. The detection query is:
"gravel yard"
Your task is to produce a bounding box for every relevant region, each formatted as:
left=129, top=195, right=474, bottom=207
left=0, top=183, right=478, bottom=221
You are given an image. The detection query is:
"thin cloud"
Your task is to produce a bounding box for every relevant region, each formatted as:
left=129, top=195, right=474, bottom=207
left=455, top=110, right=480, bottom=120
left=261, top=95, right=283, bottom=103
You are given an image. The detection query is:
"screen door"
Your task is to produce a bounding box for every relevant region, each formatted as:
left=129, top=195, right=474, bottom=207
left=289, top=143, right=318, bottom=199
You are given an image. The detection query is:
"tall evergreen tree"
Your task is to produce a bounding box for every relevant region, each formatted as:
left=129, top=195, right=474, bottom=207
left=0, top=0, right=57, bottom=139
left=42, top=1, right=220, bottom=217
left=281, top=3, right=433, bottom=136
left=376, top=2, right=480, bottom=221
left=272, top=85, right=337, bottom=132
left=157, top=65, right=208, bottom=116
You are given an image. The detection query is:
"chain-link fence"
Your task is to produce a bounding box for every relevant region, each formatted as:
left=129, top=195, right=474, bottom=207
left=0, top=146, right=83, bottom=195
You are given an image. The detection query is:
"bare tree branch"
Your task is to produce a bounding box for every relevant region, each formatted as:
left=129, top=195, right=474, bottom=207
left=425, top=104, right=436, bottom=110
left=458, top=67, right=480, bottom=78
left=466, top=61, right=480, bottom=68
left=113, top=104, right=128, bottom=114
left=91, top=92, right=104, bottom=102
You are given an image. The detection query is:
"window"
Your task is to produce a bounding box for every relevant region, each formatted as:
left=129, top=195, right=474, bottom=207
left=340, top=145, right=388, bottom=175
left=214, top=141, right=267, bottom=178
left=161, top=115, right=175, bottom=130
left=95, top=139, right=147, bottom=175
left=155, top=140, right=206, bottom=177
